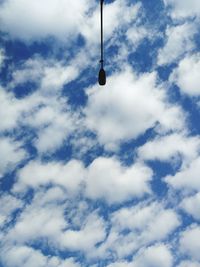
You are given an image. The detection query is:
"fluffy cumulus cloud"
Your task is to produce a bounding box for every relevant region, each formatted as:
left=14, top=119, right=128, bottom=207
left=157, top=22, right=197, bottom=66
left=0, top=0, right=141, bottom=45
left=0, top=88, right=27, bottom=131
left=107, top=244, right=173, bottom=267
left=11, top=57, right=79, bottom=91
left=2, top=55, right=88, bottom=155
left=30, top=102, right=76, bottom=154
left=5, top=191, right=68, bottom=246
left=0, top=245, right=80, bottom=267
left=132, top=244, right=173, bottom=267
left=164, top=0, right=200, bottom=19
left=0, top=0, right=94, bottom=41
left=0, top=194, right=23, bottom=228
left=179, top=225, right=200, bottom=261
left=2, top=188, right=106, bottom=257
left=13, top=159, right=86, bottom=193
left=0, top=137, right=27, bottom=178
left=85, top=157, right=153, bottom=204
left=170, top=53, right=200, bottom=96
left=89, top=201, right=180, bottom=259
left=82, top=0, right=141, bottom=45
left=60, top=212, right=106, bottom=252
left=180, top=193, right=200, bottom=221
left=137, top=133, right=200, bottom=166
left=1, top=0, right=200, bottom=266
left=85, top=68, right=185, bottom=149
left=165, top=157, right=200, bottom=192
left=14, top=156, right=152, bottom=204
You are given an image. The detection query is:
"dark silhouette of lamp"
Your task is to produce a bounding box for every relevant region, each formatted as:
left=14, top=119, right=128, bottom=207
left=98, top=0, right=106, bottom=86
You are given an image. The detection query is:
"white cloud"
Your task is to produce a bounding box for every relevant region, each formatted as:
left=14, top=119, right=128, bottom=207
left=93, top=201, right=180, bottom=259
left=4, top=51, right=106, bottom=155
left=164, top=0, right=200, bottom=19
left=11, top=57, right=79, bottom=91
left=0, top=0, right=141, bottom=45
left=0, top=137, right=27, bottom=178
left=177, top=261, right=200, bottom=267
left=1, top=246, right=47, bottom=267
left=85, top=67, right=185, bottom=149
left=14, top=156, right=152, bottom=204
left=0, top=87, right=49, bottom=135
left=32, top=187, right=68, bottom=206
left=165, top=157, right=200, bottom=192
left=30, top=103, right=76, bottom=154
left=41, top=64, right=78, bottom=91
left=126, top=26, right=147, bottom=44
left=111, top=201, right=180, bottom=238
left=4, top=188, right=106, bottom=256
left=82, top=0, right=140, bottom=45
left=180, top=192, right=200, bottom=221
left=0, top=245, right=80, bottom=267
left=23, top=92, right=78, bottom=154
left=85, top=157, right=153, bottom=204
left=13, top=159, right=85, bottom=193
left=133, top=244, right=173, bottom=267
left=103, top=1, right=140, bottom=42
left=10, top=57, right=44, bottom=87
left=0, top=194, right=23, bottom=228
left=137, top=133, right=200, bottom=166
left=157, top=22, right=197, bottom=65
left=179, top=225, right=200, bottom=261
left=170, top=53, right=200, bottom=96
left=0, top=0, right=94, bottom=41
left=107, top=244, right=173, bottom=267
left=60, top=212, right=106, bottom=252
left=5, top=1, right=142, bottom=90
left=7, top=198, right=67, bottom=245
left=1, top=70, right=78, bottom=154
left=0, top=88, right=27, bottom=131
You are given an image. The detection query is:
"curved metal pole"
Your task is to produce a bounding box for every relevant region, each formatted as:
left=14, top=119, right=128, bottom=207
left=98, top=0, right=106, bottom=86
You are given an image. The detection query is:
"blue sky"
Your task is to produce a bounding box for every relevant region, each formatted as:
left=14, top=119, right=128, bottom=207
left=0, top=0, right=200, bottom=266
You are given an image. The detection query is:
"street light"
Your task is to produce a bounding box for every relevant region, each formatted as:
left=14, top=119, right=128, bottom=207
left=98, top=0, right=106, bottom=86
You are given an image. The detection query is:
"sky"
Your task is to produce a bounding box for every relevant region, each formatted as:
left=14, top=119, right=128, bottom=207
left=0, top=0, right=200, bottom=266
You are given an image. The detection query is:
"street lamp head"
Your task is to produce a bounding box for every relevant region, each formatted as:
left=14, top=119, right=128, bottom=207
left=98, top=68, right=106, bottom=86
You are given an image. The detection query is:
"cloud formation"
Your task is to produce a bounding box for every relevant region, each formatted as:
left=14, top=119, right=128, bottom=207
left=85, top=68, right=185, bottom=149
left=1, top=0, right=200, bottom=266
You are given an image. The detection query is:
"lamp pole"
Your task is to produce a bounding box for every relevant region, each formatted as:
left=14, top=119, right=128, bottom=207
left=98, top=0, right=106, bottom=85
